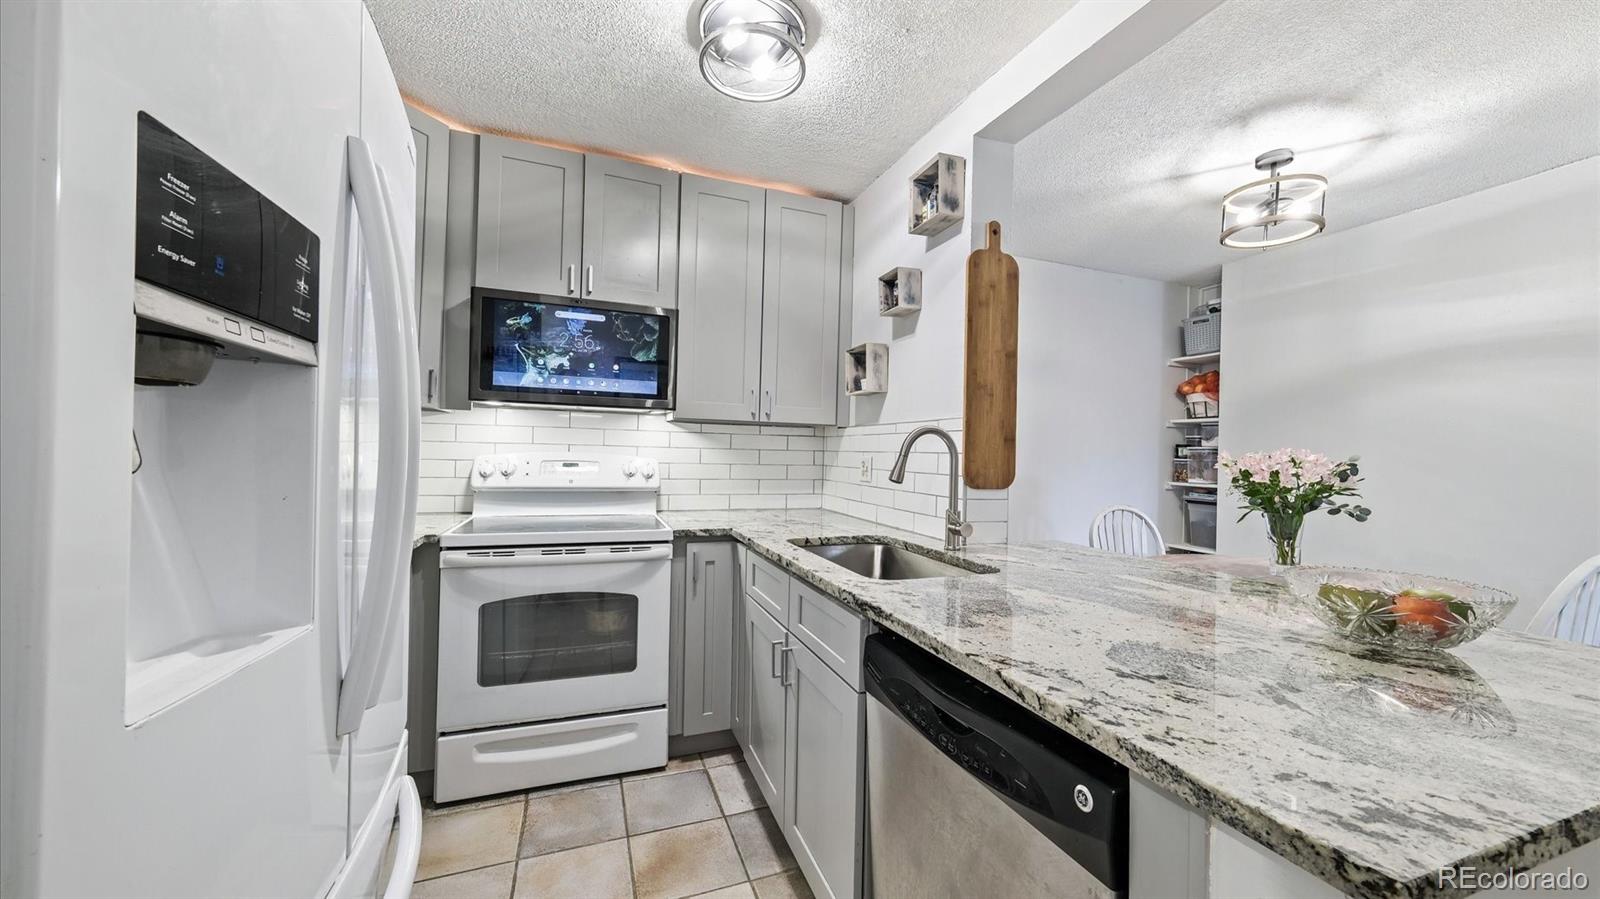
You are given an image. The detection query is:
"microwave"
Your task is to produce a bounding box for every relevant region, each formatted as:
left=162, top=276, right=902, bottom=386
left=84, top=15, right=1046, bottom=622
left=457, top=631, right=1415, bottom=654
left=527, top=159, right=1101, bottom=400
left=469, top=287, right=676, bottom=410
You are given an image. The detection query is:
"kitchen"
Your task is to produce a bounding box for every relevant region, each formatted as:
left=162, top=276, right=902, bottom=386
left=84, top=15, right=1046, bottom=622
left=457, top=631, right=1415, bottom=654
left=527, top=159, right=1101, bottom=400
left=2, top=1, right=1597, bottom=899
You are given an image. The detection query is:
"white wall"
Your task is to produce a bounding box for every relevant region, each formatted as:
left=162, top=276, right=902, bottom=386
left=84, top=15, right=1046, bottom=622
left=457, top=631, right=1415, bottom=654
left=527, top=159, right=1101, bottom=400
left=1217, top=157, right=1600, bottom=626
left=1008, top=257, right=1186, bottom=544
left=843, top=0, right=1153, bottom=426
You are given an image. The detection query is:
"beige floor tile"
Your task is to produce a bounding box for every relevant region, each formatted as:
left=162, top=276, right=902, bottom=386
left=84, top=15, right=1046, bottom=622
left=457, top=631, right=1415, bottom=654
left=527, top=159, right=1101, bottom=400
left=692, top=882, right=757, bottom=899
left=623, top=770, right=722, bottom=834
left=525, top=775, right=621, bottom=798
left=751, top=870, right=814, bottom=899
left=513, top=838, right=632, bottom=899
left=424, top=789, right=525, bottom=817
left=700, top=747, right=744, bottom=768
left=708, top=762, right=767, bottom=815
left=415, top=802, right=523, bottom=881
left=631, top=819, right=748, bottom=899
left=520, top=782, right=626, bottom=857
left=726, top=808, right=796, bottom=879
left=625, top=754, right=707, bottom=781
left=411, top=862, right=515, bottom=899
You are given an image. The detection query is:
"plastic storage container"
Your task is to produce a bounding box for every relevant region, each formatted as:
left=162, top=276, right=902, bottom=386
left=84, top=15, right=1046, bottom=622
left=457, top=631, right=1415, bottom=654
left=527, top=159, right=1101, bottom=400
left=1184, top=493, right=1217, bottom=548
left=1186, top=448, right=1218, bottom=484
left=1182, top=304, right=1221, bottom=355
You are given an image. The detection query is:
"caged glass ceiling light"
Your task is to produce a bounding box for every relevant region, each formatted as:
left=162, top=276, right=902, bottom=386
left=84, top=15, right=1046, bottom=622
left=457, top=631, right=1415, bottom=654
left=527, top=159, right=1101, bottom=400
left=698, top=0, right=807, bottom=102
left=1219, top=148, right=1327, bottom=249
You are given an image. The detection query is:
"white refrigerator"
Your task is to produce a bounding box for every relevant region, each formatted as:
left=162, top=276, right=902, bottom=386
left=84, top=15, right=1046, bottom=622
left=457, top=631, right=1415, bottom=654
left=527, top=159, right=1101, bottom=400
left=0, top=2, right=422, bottom=897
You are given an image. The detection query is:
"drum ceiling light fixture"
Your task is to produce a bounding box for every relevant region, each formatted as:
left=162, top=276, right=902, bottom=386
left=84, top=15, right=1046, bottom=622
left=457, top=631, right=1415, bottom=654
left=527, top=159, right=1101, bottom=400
left=1219, top=148, right=1328, bottom=249
left=698, top=0, right=807, bottom=102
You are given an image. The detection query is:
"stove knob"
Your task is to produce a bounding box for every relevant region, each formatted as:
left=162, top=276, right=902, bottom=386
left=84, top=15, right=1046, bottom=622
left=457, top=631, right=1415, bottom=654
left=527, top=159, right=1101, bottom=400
left=476, top=458, right=494, bottom=479
left=640, top=460, right=658, bottom=480
left=497, top=457, right=517, bottom=477
left=622, top=460, right=638, bottom=479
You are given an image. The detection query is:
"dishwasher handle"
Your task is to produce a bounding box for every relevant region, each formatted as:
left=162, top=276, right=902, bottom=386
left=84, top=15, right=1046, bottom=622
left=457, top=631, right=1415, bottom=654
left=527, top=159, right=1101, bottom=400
left=864, top=631, right=1128, bottom=893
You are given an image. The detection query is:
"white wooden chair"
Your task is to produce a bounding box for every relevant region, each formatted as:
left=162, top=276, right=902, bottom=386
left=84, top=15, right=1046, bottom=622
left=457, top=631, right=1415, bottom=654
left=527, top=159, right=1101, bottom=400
left=1526, top=554, right=1600, bottom=647
left=1089, top=506, right=1167, bottom=558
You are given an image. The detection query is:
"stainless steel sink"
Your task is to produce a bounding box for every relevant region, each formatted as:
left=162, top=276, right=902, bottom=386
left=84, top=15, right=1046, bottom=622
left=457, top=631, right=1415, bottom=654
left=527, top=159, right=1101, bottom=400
left=795, top=540, right=995, bottom=580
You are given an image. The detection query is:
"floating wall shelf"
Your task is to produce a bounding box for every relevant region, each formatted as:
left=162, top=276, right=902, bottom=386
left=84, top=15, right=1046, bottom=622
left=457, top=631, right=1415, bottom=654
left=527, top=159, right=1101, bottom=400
left=908, top=152, right=965, bottom=236
left=844, top=342, right=889, bottom=396
left=878, top=267, right=922, bottom=317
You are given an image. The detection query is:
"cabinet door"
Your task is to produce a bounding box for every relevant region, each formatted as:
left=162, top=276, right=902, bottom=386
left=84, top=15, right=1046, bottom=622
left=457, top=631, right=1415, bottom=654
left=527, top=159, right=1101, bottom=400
left=581, top=155, right=679, bottom=307
left=405, top=105, right=449, bottom=409
left=675, top=175, right=764, bottom=422
left=782, top=639, right=864, bottom=899
left=760, top=191, right=842, bottom=425
left=744, top=594, right=788, bottom=818
left=668, top=544, right=686, bottom=737
left=731, top=544, right=750, bottom=748
left=475, top=134, right=582, bottom=296
left=681, top=541, right=735, bottom=736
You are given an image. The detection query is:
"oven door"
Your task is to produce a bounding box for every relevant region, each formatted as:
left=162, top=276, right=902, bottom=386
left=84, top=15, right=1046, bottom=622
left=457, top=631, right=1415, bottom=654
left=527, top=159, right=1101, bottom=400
left=436, top=543, right=671, bottom=732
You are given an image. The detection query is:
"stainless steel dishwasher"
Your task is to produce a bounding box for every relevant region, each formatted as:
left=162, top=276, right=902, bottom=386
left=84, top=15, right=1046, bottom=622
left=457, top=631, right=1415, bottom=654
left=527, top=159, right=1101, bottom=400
left=864, top=632, right=1128, bottom=899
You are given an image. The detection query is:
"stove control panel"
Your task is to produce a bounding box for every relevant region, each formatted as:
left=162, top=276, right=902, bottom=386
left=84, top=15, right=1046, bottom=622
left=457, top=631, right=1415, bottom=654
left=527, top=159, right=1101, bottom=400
left=469, top=452, right=660, bottom=491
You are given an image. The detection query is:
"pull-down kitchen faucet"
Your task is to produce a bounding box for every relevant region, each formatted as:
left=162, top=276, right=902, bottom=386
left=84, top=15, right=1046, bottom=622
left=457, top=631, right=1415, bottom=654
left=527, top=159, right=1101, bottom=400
left=887, top=426, right=973, bottom=551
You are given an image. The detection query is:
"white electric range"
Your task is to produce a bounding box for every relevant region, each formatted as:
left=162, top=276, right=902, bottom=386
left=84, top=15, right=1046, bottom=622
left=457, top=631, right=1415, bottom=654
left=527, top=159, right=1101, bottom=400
left=433, top=452, right=672, bottom=802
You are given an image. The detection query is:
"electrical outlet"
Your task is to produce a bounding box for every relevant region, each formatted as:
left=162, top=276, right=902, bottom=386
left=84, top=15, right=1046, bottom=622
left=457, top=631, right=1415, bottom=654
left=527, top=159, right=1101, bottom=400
left=858, top=457, right=873, bottom=483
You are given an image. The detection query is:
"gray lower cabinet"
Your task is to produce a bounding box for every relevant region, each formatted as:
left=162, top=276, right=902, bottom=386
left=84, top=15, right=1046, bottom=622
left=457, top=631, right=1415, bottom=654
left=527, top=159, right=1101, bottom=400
left=743, top=594, right=789, bottom=817
left=405, top=104, right=450, bottom=410
left=680, top=541, right=735, bottom=736
left=781, top=638, right=864, bottom=899
left=474, top=134, right=583, bottom=297
left=735, top=552, right=866, bottom=899
left=582, top=155, right=679, bottom=308
left=760, top=191, right=842, bottom=425
left=675, top=175, right=765, bottom=421
left=731, top=544, right=750, bottom=745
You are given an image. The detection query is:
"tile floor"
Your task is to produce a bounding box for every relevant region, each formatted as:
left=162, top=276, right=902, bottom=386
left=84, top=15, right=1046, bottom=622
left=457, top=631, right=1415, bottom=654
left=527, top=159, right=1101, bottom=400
left=413, top=748, right=814, bottom=899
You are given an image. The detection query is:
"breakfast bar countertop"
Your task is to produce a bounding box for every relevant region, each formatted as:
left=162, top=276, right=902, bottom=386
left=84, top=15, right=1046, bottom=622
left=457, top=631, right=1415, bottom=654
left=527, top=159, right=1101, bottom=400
left=659, top=508, right=1600, bottom=899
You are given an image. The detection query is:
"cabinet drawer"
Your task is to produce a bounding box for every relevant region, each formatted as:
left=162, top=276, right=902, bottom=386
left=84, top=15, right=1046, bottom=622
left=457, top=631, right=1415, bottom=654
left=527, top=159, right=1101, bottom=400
left=788, top=579, right=866, bottom=692
left=746, top=552, right=790, bottom=623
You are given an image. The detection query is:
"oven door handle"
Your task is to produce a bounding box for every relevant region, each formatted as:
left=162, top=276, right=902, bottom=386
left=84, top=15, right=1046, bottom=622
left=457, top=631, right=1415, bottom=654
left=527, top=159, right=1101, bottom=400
left=439, top=545, right=673, bottom=568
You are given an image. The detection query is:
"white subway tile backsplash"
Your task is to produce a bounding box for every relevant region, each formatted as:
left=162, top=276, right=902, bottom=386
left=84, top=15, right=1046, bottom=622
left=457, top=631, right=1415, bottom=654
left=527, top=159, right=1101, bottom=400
left=413, top=407, right=1006, bottom=542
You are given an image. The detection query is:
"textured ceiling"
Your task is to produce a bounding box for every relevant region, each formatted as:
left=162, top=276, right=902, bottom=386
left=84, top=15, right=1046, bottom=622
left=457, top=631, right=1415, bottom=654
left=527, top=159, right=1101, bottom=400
left=368, top=0, right=1071, bottom=199
left=1009, top=0, right=1600, bottom=285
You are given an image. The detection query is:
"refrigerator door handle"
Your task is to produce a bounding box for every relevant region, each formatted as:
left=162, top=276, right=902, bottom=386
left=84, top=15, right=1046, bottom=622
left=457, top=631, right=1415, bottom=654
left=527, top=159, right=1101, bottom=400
left=337, top=135, right=420, bottom=737
left=381, top=776, right=423, bottom=899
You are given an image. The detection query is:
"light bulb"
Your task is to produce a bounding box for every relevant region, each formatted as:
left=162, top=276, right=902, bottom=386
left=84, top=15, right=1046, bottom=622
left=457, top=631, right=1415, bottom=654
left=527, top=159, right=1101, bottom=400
left=749, top=52, right=776, bottom=79
left=721, top=18, right=747, bottom=50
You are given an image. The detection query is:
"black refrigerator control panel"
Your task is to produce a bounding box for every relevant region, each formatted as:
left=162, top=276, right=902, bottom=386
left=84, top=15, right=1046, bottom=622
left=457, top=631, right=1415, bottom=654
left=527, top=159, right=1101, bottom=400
left=134, top=112, right=319, bottom=342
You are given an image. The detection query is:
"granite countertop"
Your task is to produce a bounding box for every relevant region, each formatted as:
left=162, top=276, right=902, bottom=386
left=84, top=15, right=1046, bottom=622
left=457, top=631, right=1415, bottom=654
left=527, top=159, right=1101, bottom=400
left=660, top=509, right=1600, bottom=899
left=413, top=512, right=469, bottom=548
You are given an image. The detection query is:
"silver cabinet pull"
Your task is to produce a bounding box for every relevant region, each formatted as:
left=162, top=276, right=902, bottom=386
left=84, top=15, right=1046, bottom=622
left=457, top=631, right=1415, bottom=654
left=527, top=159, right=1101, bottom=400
left=763, top=389, right=773, bottom=419
left=584, top=264, right=594, bottom=295
left=567, top=264, right=576, bottom=294
left=780, top=646, right=794, bottom=687
left=426, top=369, right=436, bottom=403
left=769, top=639, right=785, bottom=678
left=749, top=387, right=757, bottom=420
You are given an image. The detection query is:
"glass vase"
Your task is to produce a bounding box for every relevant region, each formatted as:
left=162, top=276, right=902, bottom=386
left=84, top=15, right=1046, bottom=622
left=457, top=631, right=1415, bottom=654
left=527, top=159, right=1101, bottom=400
left=1264, top=512, right=1305, bottom=567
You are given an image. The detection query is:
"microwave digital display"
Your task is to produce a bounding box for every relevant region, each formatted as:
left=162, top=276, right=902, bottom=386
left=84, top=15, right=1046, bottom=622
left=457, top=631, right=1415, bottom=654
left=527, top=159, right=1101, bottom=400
left=471, top=289, right=674, bottom=410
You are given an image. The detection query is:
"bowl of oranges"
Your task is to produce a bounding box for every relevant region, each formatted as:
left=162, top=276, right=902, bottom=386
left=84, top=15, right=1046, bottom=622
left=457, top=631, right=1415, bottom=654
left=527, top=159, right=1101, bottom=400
left=1282, top=566, right=1517, bottom=652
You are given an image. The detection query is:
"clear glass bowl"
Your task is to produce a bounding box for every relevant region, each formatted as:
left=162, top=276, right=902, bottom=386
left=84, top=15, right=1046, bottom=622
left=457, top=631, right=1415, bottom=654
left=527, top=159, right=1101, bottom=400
left=1282, top=566, right=1518, bottom=651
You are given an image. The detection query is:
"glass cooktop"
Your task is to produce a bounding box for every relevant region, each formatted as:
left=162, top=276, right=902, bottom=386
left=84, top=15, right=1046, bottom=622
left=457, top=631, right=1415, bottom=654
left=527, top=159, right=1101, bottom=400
left=439, top=513, right=672, bottom=548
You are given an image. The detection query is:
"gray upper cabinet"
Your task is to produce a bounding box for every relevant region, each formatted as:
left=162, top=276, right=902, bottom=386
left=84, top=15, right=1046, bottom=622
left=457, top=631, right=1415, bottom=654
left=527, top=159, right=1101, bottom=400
left=782, top=639, right=864, bottom=899
left=761, top=191, right=842, bottom=425
left=406, top=104, right=450, bottom=409
left=676, top=175, right=766, bottom=422
left=582, top=156, right=679, bottom=308
left=475, top=134, right=583, bottom=297
left=680, top=541, right=735, bottom=737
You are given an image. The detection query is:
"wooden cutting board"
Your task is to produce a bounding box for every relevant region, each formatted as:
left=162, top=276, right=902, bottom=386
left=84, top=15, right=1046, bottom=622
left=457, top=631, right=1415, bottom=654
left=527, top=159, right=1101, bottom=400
left=963, top=221, right=1019, bottom=489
